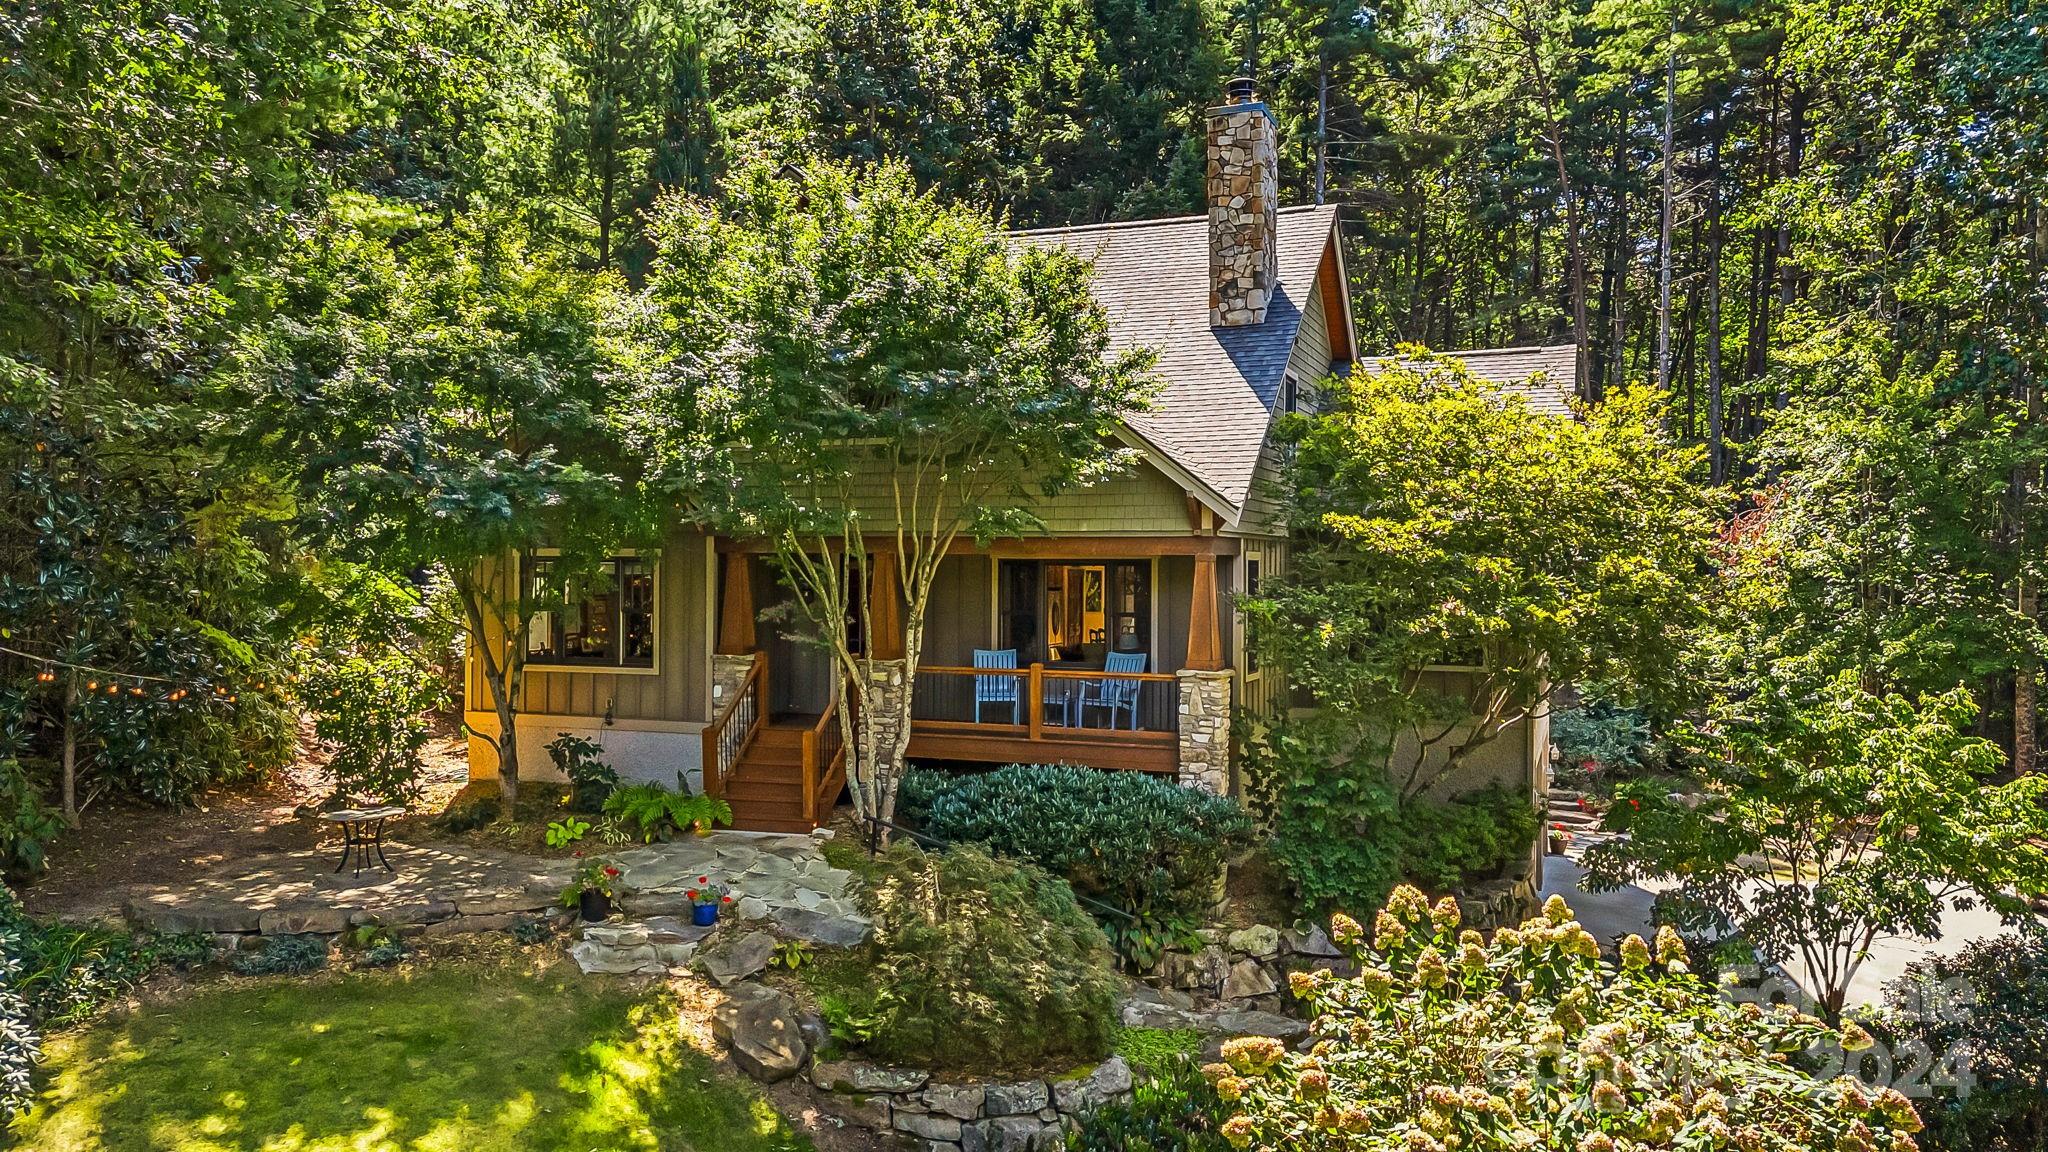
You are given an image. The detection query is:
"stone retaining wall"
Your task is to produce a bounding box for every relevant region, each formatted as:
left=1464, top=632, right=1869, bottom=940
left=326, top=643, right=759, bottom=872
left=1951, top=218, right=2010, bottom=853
left=809, top=1056, right=1132, bottom=1152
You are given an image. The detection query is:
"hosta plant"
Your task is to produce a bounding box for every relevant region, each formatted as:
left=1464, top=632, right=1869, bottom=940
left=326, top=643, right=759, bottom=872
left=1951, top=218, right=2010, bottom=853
left=1207, top=885, right=1924, bottom=1152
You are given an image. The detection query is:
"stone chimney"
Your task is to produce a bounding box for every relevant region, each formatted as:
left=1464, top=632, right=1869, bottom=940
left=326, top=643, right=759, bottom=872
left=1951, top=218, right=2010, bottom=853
left=1207, top=75, right=1278, bottom=328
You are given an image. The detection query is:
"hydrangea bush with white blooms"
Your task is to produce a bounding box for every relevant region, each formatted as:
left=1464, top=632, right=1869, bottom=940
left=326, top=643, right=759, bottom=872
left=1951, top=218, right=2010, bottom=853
left=1203, top=885, right=1922, bottom=1152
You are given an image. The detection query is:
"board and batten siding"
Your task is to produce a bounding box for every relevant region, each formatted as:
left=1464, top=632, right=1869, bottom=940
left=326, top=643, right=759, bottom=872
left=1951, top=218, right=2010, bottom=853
left=464, top=528, right=712, bottom=726
left=838, top=455, right=1194, bottom=537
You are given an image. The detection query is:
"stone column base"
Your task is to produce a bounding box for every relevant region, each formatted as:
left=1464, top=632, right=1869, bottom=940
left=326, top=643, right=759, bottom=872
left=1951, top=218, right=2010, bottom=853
left=863, top=659, right=910, bottom=786
left=711, top=653, right=758, bottom=713
left=1176, top=669, right=1234, bottom=794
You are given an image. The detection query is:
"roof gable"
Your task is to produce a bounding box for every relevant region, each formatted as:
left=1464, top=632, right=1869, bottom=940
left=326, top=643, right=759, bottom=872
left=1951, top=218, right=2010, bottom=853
left=1360, top=345, right=1580, bottom=416
left=1014, top=204, right=1343, bottom=519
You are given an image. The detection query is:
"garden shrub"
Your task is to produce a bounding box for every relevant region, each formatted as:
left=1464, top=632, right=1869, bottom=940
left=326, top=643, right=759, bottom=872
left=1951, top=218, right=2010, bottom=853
left=0, top=757, right=63, bottom=877
left=0, top=888, right=153, bottom=1029
left=1245, top=721, right=1541, bottom=918
left=230, top=934, right=329, bottom=976
left=1875, top=932, right=2048, bottom=1152
left=0, top=895, right=39, bottom=1124
left=547, top=732, right=620, bottom=813
left=1397, top=784, right=1542, bottom=890
left=853, top=842, right=1118, bottom=1070
left=1067, top=1053, right=1231, bottom=1152
left=296, top=648, right=443, bottom=805
left=602, top=781, right=733, bottom=841
left=898, top=763, right=1256, bottom=922
left=1213, top=885, right=1924, bottom=1151
left=1113, top=1025, right=1207, bottom=1071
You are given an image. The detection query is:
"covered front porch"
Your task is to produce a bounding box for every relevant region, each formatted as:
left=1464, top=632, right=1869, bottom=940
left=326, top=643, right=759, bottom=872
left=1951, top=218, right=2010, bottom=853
left=706, top=536, right=1237, bottom=804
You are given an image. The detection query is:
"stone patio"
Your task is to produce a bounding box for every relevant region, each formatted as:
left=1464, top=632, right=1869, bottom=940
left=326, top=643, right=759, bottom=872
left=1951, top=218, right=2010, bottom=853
left=118, top=830, right=869, bottom=952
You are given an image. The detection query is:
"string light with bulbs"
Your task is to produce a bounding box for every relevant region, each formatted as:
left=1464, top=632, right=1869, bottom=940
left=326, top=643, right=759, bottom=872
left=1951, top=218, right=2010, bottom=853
left=0, top=642, right=243, bottom=707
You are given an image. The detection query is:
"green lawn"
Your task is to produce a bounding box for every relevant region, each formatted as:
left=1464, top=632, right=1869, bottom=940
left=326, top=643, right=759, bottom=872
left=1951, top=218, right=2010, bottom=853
left=9, top=958, right=813, bottom=1152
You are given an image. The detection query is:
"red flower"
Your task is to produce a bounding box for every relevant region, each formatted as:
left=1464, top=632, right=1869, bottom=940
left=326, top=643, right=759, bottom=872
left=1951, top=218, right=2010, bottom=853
left=721, top=895, right=732, bottom=903
left=573, top=850, right=584, bottom=858
left=697, top=875, right=709, bottom=885
left=685, top=889, right=698, bottom=900
left=1629, top=799, right=1641, bottom=810
left=604, top=866, right=620, bottom=878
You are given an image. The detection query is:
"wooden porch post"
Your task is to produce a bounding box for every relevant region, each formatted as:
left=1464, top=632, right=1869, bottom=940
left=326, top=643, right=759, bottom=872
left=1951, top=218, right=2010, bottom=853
left=717, top=553, right=756, bottom=655
left=869, top=549, right=905, bottom=661
left=1184, top=555, right=1225, bottom=671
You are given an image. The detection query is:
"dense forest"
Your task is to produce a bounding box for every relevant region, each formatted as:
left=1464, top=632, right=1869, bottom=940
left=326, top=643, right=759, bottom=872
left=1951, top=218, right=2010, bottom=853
left=2, top=0, right=2043, bottom=844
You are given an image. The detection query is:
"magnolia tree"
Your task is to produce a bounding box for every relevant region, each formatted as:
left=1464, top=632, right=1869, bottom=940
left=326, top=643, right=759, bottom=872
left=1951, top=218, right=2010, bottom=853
left=1587, top=672, right=2048, bottom=1020
left=1243, top=353, right=1722, bottom=803
left=1208, top=886, right=1925, bottom=1151
left=629, top=161, right=1151, bottom=822
left=236, top=211, right=647, bottom=816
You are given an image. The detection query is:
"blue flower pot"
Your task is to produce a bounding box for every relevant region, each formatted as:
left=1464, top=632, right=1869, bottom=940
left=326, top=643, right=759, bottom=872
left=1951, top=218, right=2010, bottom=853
left=692, top=903, right=718, bottom=927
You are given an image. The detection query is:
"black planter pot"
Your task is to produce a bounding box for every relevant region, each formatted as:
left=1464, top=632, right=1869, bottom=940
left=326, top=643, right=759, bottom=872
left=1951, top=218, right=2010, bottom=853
left=579, top=889, right=612, bottom=922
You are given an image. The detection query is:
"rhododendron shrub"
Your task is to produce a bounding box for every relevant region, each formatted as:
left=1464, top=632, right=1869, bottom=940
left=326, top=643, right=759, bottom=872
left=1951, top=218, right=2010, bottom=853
left=1205, top=886, right=1923, bottom=1151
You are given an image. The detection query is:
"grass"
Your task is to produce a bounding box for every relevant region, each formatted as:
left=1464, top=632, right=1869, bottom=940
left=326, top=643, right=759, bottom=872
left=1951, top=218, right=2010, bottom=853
left=9, top=957, right=811, bottom=1152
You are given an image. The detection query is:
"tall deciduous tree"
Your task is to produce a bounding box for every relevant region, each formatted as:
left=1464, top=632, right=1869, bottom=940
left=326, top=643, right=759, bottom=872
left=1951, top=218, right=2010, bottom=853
left=1588, top=673, right=2048, bottom=1019
left=235, top=209, right=647, bottom=816
left=1245, top=353, right=1722, bottom=802
left=629, top=161, right=1152, bottom=822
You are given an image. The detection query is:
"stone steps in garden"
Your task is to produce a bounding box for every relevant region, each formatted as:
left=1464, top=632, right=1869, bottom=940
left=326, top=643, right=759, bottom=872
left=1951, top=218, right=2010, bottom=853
left=567, top=916, right=713, bottom=974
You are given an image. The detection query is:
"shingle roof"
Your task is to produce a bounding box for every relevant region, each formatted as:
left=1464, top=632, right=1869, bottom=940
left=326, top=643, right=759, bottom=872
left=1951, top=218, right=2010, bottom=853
left=1360, top=344, right=1579, bottom=416
left=1014, top=204, right=1342, bottom=517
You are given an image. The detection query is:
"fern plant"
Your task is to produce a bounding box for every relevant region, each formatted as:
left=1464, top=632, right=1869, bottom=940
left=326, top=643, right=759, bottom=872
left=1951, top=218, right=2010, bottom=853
left=602, top=782, right=733, bottom=842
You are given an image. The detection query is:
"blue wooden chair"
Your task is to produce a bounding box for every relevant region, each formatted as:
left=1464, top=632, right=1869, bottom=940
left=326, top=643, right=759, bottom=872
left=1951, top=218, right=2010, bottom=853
left=972, top=648, right=1020, bottom=724
left=1079, top=651, right=1147, bottom=729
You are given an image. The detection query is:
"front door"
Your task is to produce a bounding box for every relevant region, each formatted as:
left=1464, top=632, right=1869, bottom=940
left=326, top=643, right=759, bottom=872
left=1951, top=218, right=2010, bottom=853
left=754, top=556, right=838, bottom=719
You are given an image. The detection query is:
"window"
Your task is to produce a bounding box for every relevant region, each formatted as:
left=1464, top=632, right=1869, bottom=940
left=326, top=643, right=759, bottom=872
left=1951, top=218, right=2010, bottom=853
left=998, top=559, right=1152, bottom=665
left=524, top=556, right=656, bottom=669
left=1282, top=373, right=1300, bottom=413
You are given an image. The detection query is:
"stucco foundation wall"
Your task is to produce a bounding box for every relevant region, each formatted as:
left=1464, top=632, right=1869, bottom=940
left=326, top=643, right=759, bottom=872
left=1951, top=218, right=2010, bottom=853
left=465, top=711, right=704, bottom=793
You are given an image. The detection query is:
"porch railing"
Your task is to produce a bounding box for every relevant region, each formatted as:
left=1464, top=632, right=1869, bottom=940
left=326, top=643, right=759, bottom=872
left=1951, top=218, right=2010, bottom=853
left=911, top=663, right=1179, bottom=740
left=801, top=688, right=847, bottom=825
left=700, top=651, right=766, bottom=799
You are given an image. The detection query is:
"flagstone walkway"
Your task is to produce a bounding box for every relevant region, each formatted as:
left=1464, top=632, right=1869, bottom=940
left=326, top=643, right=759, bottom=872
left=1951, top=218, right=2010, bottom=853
left=117, top=830, right=869, bottom=949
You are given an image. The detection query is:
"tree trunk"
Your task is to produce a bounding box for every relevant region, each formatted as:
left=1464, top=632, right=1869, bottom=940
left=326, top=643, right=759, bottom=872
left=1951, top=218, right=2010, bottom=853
left=1656, top=13, right=1677, bottom=392
left=61, top=669, right=78, bottom=824
left=1707, top=123, right=1727, bottom=484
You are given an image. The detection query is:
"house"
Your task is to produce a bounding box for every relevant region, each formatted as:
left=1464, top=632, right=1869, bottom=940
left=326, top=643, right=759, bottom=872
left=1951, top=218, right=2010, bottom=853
left=463, top=80, right=1571, bottom=832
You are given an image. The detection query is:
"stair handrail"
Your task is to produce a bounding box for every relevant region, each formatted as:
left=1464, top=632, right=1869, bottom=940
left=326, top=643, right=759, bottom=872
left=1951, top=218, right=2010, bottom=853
left=801, top=681, right=840, bottom=825
left=701, top=651, right=767, bottom=800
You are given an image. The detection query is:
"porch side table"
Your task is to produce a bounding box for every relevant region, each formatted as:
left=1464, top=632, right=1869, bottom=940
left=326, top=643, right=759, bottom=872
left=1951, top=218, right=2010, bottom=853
left=321, top=806, right=404, bottom=877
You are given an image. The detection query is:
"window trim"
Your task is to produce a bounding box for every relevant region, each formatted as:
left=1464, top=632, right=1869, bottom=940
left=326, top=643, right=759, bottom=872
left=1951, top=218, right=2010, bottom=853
left=520, top=549, right=663, bottom=676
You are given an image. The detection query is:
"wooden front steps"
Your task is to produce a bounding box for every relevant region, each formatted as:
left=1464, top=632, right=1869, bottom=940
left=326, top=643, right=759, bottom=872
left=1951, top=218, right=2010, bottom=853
left=723, top=718, right=838, bottom=834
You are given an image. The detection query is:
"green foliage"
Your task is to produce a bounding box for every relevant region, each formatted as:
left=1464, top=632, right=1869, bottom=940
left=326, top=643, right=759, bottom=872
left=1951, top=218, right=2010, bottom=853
left=601, top=781, right=733, bottom=841
left=229, top=935, right=330, bottom=977
left=1247, top=360, right=1722, bottom=802
left=1397, top=785, right=1542, bottom=891
left=0, top=935, right=33, bottom=1124
left=147, top=932, right=216, bottom=973
left=434, top=792, right=499, bottom=834
left=1217, top=886, right=1922, bottom=1151
left=1549, top=695, right=1660, bottom=782
left=768, top=941, right=813, bottom=970
left=0, top=758, right=64, bottom=878
left=1246, top=721, right=1540, bottom=918
left=545, top=818, right=590, bottom=849
left=546, top=733, right=620, bottom=813
left=1876, top=933, right=2048, bottom=1152
left=1068, top=1053, right=1231, bottom=1152
left=851, top=843, right=1118, bottom=1070
left=1240, top=720, right=1404, bottom=919
left=1588, top=673, right=2048, bottom=1018
left=0, top=889, right=154, bottom=1032
left=1111, top=1027, right=1207, bottom=1072
left=628, top=158, right=1153, bottom=822
left=511, top=917, right=555, bottom=946
left=296, top=650, right=443, bottom=807
left=899, top=763, right=1255, bottom=927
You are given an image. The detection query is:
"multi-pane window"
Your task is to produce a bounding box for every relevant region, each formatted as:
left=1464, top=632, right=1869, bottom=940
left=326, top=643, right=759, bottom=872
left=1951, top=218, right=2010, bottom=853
left=525, top=556, right=656, bottom=669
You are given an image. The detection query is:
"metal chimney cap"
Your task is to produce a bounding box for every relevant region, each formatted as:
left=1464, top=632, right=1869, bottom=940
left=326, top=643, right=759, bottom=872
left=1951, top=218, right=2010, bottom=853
left=1226, top=75, right=1256, bottom=103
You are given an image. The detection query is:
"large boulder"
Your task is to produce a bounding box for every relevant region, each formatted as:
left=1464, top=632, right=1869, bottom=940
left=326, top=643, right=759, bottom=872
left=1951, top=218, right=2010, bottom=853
left=711, top=984, right=809, bottom=1082
left=1051, top=1056, right=1133, bottom=1115
left=696, top=929, right=777, bottom=986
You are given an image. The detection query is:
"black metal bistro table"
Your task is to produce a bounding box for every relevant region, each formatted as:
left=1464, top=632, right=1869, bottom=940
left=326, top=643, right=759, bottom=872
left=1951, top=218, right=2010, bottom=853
left=321, top=806, right=404, bottom=877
